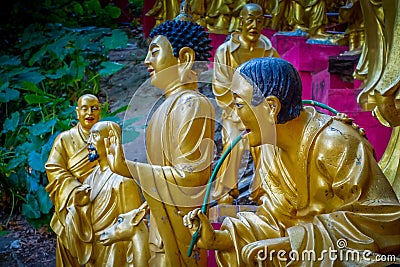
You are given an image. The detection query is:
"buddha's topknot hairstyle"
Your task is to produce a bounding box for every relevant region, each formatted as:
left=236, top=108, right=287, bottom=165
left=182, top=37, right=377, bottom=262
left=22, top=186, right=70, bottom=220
left=149, top=20, right=212, bottom=61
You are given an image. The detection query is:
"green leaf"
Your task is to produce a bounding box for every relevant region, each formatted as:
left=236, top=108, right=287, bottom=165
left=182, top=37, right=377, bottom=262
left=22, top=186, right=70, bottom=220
left=26, top=171, right=40, bottom=192
left=46, top=65, right=70, bottom=80
left=0, top=230, right=9, bottom=237
left=99, top=61, right=125, bottom=77
left=7, top=155, right=27, bottom=170
left=102, top=29, right=128, bottom=50
left=0, top=87, right=20, bottom=103
left=68, top=56, right=86, bottom=79
left=73, top=3, right=84, bottom=15
left=28, top=151, right=45, bottom=172
left=20, top=81, right=44, bottom=94
left=47, top=35, right=71, bottom=61
left=28, top=44, right=48, bottom=66
left=18, top=71, right=46, bottom=84
left=36, top=186, right=53, bottom=214
left=24, top=94, right=53, bottom=104
left=22, top=194, right=41, bottom=219
left=85, top=0, right=102, bottom=14
left=3, top=112, right=20, bottom=132
left=104, top=5, right=121, bottom=19
left=30, top=119, right=57, bottom=136
left=0, top=55, right=21, bottom=66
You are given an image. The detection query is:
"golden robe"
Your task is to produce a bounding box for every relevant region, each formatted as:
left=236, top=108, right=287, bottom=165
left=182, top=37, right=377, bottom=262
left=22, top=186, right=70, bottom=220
left=216, top=107, right=400, bottom=266
left=65, top=167, right=145, bottom=266
left=212, top=32, right=279, bottom=201
left=134, top=89, right=215, bottom=267
left=45, top=124, right=97, bottom=266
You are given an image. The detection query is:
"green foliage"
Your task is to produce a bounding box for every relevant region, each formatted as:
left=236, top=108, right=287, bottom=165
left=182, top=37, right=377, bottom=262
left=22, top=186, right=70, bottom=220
left=0, top=22, right=129, bottom=226
left=128, top=0, right=144, bottom=18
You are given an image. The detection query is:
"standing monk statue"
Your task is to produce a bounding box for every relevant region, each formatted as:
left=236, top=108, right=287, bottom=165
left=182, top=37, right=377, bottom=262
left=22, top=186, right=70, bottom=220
left=64, top=121, right=150, bottom=266
left=45, top=94, right=100, bottom=266
left=184, top=57, right=400, bottom=266
left=105, top=19, right=215, bottom=266
left=212, top=3, right=279, bottom=204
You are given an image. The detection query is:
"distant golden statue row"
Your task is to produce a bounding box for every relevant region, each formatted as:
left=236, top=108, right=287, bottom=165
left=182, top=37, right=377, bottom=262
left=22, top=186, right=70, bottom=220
left=146, top=0, right=367, bottom=50
left=45, top=3, right=400, bottom=267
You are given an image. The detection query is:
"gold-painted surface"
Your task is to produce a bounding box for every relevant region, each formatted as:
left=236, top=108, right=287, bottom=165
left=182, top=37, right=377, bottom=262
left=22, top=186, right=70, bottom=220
left=184, top=61, right=400, bottom=266
left=356, top=1, right=400, bottom=199
left=145, top=0, right=180, bottom=26
left=339, top=0, right=364, bottom=52
left=63, top=121, right=149, bottom=266
left=212, top=3, right=279, bottom=204
left=106, top=30, right=215, bottom=266
left=286, top=0, right=329, bottom=36
left=45, top=94, right=100, bottom=266
left=379, top=126, right=400, bottom=200
left=205, top=0, right=246, bottom=33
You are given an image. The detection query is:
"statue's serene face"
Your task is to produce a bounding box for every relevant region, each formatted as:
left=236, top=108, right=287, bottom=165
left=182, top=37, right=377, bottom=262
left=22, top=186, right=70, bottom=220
left=241, top=6, right=265, bottom=43
left=231, top=72, right=276, bottom=147
left=144, top=35, right=179, bottom=90
left=76, top=96, right=100, bottom=131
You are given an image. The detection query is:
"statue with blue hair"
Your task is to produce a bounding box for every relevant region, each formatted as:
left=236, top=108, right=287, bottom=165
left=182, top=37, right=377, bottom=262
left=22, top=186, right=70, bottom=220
left=184, top=57, right=400, bottom=266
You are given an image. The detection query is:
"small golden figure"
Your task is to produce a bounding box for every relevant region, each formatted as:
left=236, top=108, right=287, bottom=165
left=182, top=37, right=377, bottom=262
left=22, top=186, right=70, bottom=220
left=286, top=0, right=329, bottom=38
left=64, top=121, right=150, bottom=266
left=45, top=94, right=100, bottom=266
left=145, top=0, right=180, bottom=27
left=212, top=3, right=279, bottom=204
left=184, top=57, right=400, bottom=266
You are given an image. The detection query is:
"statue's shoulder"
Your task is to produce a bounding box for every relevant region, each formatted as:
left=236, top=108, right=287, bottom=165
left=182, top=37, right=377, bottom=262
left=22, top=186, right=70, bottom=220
left=55, top=125, right=79, bottom=143
left=312, top=111, right=370, bottom=152
left=176, top=90, right=210, bottom=105
left=259, top=34, right=273, bottom=50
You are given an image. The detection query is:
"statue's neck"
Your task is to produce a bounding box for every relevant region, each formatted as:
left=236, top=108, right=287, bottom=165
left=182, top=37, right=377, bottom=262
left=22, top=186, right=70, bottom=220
left=276, top=110, right=309, bottom=155
left=78, top=123, right=90, bottom=141
left=164, top=82, right=197, bottom=98
left=239, top=36, right=261, bottom=52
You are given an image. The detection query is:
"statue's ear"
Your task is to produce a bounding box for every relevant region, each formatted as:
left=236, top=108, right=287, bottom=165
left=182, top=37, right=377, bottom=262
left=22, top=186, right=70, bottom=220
left=178, top=47, right=195, bottom=83
left=265, top=96, right=281, bottom=123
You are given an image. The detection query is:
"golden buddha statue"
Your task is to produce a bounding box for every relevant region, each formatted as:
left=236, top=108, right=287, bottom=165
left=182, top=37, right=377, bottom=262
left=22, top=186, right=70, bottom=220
left=63, top=121, right=149, bottom=266
left=45, top=94, right=100, bottom=266
left=355, top=0, right=400, bottom=199
left=212, top=3, right=279, bottom=205
left=105, top=19, right=215, bottom=267
left=184, top=57, right=400, bottom=266
left=286, top=0, right=329, bottom=37
left=145, top=0, right=180, bottom=27
left=206, top=0, right=247, bottom=33
left=339, top=0, right=364, bottom=53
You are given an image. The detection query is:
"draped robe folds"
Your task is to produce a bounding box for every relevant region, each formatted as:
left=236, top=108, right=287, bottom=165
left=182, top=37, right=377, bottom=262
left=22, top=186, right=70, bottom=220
left=45, top=124, right=97, bottom=266
left=134, top=89, right=215, bottom=267
left=65, top=167, right=144, bottom=266
left=212, top=32, right=279, bottom=201
left=216, top=107, right=400, bottom=266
